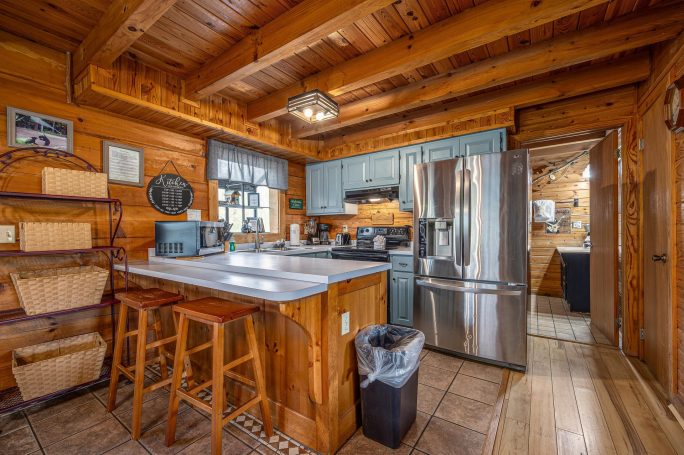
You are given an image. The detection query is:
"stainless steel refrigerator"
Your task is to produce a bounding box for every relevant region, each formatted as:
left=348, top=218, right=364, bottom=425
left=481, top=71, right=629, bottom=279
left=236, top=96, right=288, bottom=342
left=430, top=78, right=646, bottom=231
left=413, top=149, right=529, bottom=370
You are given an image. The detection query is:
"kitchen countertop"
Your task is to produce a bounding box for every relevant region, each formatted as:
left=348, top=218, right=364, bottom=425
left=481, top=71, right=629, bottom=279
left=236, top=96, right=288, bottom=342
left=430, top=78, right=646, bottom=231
left=149, top=253, right=390, bottom=284
left=117, top=251, right=391, bottom=301
left=115, top=262, right=328, bottom=301
left=556, top=246, right=590, bottom=254
left=389, top=246, right=413, bottom=256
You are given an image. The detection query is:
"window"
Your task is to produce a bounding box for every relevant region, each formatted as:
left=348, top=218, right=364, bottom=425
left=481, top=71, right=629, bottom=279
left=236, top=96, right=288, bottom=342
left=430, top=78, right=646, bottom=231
left=218, top=182, right=279, bottom=233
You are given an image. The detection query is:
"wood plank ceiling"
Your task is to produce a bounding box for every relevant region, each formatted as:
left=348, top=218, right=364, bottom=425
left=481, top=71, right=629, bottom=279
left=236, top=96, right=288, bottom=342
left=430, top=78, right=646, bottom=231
left=1, top=0, right=680, bottom=144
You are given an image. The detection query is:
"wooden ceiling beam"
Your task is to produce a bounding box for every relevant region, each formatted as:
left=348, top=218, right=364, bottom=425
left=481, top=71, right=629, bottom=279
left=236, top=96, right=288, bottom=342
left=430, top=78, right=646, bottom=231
left=72, top=0, right=177, bottom=77
left=297, top=4, right=684, bottom=138
left=246, top=0, right=608, bottom=123
left=323, top=53, right=648, bottom=150
left=184, top=0, right=395, bottom=101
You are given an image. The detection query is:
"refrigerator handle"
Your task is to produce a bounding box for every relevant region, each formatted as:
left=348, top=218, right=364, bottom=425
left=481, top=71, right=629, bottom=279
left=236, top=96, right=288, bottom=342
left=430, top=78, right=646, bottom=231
left=454, top=170, right=462, bottom=265
left=416, top=278, right=523, bottom=296
left=463, top=168, right=471, bottom=266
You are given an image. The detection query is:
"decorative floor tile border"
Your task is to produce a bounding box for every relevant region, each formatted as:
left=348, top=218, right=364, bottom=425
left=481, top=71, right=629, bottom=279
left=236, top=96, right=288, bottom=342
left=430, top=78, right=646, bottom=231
left=146, top=365, right=318, bottom=455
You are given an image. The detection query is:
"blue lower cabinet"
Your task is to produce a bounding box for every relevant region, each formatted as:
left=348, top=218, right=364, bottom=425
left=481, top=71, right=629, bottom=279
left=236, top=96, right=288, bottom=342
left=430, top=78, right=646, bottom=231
left=390, top=270, right=414, bottom=327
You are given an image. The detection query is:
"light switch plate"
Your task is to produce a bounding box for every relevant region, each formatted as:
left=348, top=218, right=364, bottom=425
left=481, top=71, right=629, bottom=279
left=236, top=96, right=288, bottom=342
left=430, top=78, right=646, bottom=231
left=0, top=225, right=15, bottom=243
left=186, top=209, right=201, bottom=221
left=341, top=311, right=350, bottom=335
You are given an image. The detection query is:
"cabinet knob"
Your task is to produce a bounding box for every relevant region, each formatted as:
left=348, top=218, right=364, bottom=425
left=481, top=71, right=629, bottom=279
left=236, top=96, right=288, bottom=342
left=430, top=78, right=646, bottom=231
left=369, top=179, right=373, bottom=182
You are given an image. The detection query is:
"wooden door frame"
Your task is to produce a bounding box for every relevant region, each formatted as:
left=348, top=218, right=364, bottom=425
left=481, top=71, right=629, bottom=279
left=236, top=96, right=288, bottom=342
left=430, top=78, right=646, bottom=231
left=517, top=122, right=642, bottom=357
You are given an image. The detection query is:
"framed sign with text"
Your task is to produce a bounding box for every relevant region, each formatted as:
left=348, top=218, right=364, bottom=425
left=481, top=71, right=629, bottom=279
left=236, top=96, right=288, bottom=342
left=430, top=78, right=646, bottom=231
left=103, top=141, right=144, bottom=186
left=147, top=161, right=194, bottom=215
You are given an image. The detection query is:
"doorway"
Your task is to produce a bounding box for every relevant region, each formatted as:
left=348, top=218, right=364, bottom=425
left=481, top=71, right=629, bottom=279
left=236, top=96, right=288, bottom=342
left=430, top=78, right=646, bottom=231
left=525, top=131, right=620, bottom=346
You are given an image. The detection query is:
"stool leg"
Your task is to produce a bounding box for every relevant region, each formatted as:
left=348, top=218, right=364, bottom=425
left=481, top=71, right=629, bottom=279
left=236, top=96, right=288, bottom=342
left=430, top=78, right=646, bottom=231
left=166, top=313, right=189, bottom=447
left=131, top=309, right=149, bottom=440
left=171, top=311, right=195, bottom=389
left=107, top=303, right=128, bottom=411
left=151, top=309, right=169, bottom=380
left=244, top=315, right=273, bottom=437
left=211, top=322, right=225, bottom=455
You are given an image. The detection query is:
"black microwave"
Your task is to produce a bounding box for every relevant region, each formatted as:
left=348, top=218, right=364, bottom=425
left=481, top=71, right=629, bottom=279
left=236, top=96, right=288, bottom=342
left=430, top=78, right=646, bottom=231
left=155, top=221, right=226, bottom=257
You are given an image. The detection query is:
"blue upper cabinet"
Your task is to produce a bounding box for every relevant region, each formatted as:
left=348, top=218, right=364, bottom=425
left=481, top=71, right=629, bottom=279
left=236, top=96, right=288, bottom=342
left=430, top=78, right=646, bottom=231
left=424, top=137, right=459, bottom=161
left=342, top=149, right=399, bottom=189
left=342, top=155, right=368, bottom=189
left=369, top=149, right=400, bottom=186
left=399, top=146, right=423, bottom=212
left=460, top=128, right=507, bottom=156
left=307, top=161, right=357, bottom=215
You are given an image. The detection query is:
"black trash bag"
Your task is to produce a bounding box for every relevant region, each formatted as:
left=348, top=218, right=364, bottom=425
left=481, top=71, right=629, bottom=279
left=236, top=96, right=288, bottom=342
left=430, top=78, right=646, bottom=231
left=355, top=324, right=425, bottom=388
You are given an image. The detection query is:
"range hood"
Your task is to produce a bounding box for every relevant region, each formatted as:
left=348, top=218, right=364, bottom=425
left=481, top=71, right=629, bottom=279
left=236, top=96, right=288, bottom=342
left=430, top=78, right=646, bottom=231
left=344, top=186, right=399, bottom=204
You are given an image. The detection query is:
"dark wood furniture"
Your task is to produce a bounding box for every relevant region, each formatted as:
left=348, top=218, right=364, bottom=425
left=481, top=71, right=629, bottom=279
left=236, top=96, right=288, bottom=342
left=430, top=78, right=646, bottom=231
left=166, top=297, right=273, bottom=455
left=107, top=288, right=183, bottom=440
left=558, top=248, right=591, bottom=312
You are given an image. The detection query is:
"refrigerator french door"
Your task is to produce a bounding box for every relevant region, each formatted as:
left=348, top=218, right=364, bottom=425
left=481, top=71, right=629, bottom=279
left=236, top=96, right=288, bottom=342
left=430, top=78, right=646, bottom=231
left=413, top=150, right=529, bottom=370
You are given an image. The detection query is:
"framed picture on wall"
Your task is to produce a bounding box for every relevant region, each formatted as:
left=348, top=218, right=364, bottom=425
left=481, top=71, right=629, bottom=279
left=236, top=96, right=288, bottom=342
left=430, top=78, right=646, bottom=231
left=6, top=107, right=74, bottom=153
left=102, top=141, right=145, bottom=186
left=247, top=192, right=260, bottom=207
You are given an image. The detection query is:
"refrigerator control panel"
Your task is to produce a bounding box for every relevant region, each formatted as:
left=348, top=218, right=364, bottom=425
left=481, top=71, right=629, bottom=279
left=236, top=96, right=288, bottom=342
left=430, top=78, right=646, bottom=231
left=418, top=219, right=427, bottom=258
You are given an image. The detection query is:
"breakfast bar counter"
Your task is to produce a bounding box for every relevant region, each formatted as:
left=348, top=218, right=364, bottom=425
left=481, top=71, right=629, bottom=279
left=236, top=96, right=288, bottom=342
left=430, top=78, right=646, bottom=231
left=115, top=255, right=390, bottom=454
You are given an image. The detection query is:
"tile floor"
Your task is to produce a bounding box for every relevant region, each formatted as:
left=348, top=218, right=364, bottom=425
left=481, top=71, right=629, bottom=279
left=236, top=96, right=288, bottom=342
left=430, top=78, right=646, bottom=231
left=527, top=294, right=611, bottom=345
left=338, top=349, right=505, bottom=455
left=0, top=349, right=505, bottom=455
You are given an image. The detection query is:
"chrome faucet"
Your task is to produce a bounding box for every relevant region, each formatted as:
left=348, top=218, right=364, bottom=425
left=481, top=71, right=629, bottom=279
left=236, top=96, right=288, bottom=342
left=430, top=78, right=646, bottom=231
left=254, top=217, right=264, bottom=252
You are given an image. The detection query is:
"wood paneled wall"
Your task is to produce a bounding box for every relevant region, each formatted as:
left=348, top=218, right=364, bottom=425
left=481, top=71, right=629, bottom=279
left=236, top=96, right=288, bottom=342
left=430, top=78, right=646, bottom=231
left=0, top=33, right=312, bottom=391
left=318, top=200, right=412, bottom=240
left=529, top=155, right=590, bottom=297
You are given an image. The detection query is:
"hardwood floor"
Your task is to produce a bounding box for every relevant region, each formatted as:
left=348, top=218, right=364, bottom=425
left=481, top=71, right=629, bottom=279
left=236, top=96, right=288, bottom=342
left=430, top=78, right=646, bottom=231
left=492, top=336, right=684, bottom=455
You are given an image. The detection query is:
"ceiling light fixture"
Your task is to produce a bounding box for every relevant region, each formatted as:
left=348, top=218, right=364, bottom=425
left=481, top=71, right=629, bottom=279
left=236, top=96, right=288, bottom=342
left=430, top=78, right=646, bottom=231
left=287, top=89, right=339, bottom=124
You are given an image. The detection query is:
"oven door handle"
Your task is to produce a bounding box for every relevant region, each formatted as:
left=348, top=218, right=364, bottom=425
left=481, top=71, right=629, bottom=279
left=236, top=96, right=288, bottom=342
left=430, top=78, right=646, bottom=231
left=416, top=278, right=523, bottom=296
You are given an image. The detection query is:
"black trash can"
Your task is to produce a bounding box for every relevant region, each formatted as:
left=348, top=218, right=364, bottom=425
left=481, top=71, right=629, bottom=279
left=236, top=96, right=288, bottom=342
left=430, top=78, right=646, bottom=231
left=355, top=324, right=425, bottom=449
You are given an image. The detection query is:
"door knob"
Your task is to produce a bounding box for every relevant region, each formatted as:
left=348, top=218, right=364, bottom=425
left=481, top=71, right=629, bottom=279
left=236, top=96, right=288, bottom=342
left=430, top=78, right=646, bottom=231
left=652, top=254, right=667, bottom=263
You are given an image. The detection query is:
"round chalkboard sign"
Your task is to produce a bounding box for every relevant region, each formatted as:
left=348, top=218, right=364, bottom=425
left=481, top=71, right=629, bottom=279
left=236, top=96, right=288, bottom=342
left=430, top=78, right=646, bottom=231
left=147, top=173, right=194, bottom=215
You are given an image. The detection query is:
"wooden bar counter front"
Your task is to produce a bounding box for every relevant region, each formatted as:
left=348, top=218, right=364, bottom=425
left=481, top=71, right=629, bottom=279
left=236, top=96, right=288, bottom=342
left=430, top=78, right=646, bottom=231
left=125, top=271, right=387, bottom=454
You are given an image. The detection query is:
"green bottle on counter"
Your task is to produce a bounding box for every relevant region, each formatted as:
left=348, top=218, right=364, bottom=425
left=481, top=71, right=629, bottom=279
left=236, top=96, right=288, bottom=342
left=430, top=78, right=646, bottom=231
left=229, top=240, right=236, bottom=252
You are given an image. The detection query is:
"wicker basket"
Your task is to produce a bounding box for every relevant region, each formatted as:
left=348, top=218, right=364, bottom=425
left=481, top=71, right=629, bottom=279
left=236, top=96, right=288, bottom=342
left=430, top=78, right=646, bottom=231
left=12, top=332, right=106, bottom=400
left=19, top=222, right=92, bottom=251
left=42, top=167, right=108, bottom=198
left=11, top=266, right=109, bottom=315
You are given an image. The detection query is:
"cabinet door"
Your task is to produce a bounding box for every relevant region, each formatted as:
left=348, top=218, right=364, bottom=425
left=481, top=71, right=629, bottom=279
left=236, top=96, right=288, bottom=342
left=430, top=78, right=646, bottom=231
left=460, top=129, right=505, bottom=156
left=306, top=164, right=326, bottom=215
left=342, top=155, right=369, bottom=189
left=399, top=146, right=423, bottom=211
left=323, top=161, right=343, bottom=213
left=369, top=149, right=400, bottom=186
left=425, top=138, right=458, bottom=161
left=391, top=271, right=414, bottom=327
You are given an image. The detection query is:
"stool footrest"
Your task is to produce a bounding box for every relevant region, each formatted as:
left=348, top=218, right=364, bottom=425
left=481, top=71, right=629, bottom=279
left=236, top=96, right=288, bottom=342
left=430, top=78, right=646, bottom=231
left=224, top=370, right=256, bottom=388
left=189, top=379, right=213, bottom=396
left=222, top=396, right=262, bottom=426
left=144, top=377, right=173, bottom=394
left=176, top=388, right=212, bottom=413
left=124, top=329, right=139, bottom=338
left=117, top=365, right=136, bottom=382
left=223, top=353, right=253, bottom=373
left=185, top=340, right=213, bottom=355
left=146, top=335, right=177, bottom=350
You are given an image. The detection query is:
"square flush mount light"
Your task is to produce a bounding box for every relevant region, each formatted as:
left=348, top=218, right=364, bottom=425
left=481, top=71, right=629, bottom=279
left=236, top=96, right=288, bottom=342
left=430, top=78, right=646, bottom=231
left=287, top=89, right=339, bottom=123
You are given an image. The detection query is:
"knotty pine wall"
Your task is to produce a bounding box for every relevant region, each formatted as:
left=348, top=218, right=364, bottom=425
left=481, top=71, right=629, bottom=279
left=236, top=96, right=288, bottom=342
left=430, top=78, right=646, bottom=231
left=0, top=33, right=310, bottom=391
left=529, top=155, right=590, bottom=297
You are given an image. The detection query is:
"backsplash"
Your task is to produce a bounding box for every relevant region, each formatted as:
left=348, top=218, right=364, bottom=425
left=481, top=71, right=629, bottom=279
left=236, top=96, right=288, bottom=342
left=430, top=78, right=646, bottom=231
left=318, top=200, right=413, bottom=239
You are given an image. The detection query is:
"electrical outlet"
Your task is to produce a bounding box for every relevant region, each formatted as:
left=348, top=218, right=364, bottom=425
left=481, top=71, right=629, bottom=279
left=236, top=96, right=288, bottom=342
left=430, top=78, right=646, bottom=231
left=572, top=221, right=583, bottom=229
left=341, top=311, right=350, bottom=335
left=0, top=225, right=15, bottom=244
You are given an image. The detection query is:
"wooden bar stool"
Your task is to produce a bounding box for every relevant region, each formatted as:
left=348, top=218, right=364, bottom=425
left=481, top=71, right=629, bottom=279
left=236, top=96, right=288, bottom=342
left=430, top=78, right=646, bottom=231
left=166, top=297, right=273, bottom=455
left=107, top=288, right=184, bottom=440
